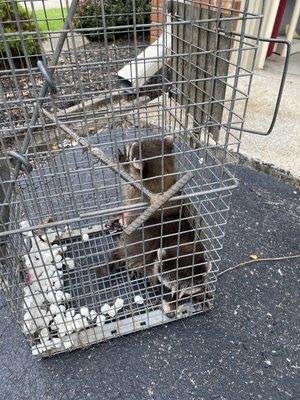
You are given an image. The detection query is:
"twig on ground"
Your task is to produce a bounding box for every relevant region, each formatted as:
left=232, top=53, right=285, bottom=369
left=218, top=254, right=300, bottom=277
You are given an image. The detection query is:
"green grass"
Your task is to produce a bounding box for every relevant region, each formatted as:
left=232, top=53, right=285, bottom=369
left=35, top=8, right=67, bottom=32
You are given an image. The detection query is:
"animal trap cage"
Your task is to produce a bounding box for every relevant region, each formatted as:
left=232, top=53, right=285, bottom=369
left=0, top=0, right=275, bottom=357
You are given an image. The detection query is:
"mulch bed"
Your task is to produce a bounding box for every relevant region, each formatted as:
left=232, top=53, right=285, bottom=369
left=0, top=36, right=165, bottom=142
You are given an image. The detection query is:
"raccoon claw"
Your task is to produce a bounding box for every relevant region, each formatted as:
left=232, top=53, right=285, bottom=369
left=129, top=270, right=141, bottom=280
left=193, top=292, right=213, bottom=311
left=165, top=311, right=176, bottom=319
left=118, top=148, right=126, bottom=163
left=204, top=299, right=213, bottom=310
left=105, top=218, right=124, bottom=233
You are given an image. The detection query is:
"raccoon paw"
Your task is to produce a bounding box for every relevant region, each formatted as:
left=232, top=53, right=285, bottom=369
left=105, top=217, right=124, bottom=233
left=129, top=269, right=144, bottom=280
left=95, top=264, right=110, bottom=277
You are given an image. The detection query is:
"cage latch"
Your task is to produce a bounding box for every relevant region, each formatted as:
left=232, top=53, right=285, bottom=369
left=7, top=151, right=33, bottom=174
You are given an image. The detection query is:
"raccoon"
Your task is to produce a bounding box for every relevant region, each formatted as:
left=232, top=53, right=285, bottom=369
left=152, top=247, right=213, bottom=318
left=99, top=136, right=211, bottom=316
left=104, top=135, right=177, bottom=230
left=120, top=135, right=176, bottom=204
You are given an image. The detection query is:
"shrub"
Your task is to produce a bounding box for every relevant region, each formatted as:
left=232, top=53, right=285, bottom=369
left=75, top=0, right=151, bottom=41
left=0, top=0, right=42, bottom=68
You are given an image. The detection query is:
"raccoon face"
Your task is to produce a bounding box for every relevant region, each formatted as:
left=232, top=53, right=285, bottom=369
left=154, top=246, right=212, bottom=318
left=118, top=136, right=176, bottom=193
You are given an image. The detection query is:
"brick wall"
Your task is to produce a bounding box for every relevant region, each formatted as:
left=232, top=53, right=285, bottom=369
left=150, top=0, right=241, bottom=43
left=150, top=0, right=165, bottom=43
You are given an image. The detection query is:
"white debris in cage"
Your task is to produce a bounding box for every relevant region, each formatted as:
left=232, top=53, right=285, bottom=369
left=81, top=233, right=89, bottom=242
left=96, top=315, right=106, bottom=326
left=100, top=303, right=111, bottom=315
left=114, top=298, right=124, bottom=311
left=19, top=221, right=131, bottom=356
left=134, top=295, right=144, bottom=305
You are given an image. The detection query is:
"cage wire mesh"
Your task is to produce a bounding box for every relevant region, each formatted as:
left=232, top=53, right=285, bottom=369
left=0, top=0, right=264, bottom=356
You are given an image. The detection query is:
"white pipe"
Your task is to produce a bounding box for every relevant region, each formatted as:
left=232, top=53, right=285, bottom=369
left=281, top=0, right=300, bottom=57
left=117, top=15, right=172, bottom=89
left=256, top=0, right=280, bottom=69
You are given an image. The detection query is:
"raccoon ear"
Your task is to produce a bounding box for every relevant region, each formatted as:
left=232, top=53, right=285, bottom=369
left=206, top=261, right=212, bottom=273
left=164, top=135, right=174, bottom=147
left=157, top=248, right=167, bottom=261
left=133, top=157, right=144, bottom=171
left=128, top=142, right=139, bottom=161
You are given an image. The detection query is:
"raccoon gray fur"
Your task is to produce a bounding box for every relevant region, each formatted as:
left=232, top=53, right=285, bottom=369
left=153, top=247, right=213, bottom=318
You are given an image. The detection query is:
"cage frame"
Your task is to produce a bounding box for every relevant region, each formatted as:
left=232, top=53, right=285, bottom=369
left=0, top=0, right=290, bottom=357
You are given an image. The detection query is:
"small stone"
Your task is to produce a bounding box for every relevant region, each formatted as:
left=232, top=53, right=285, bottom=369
left=46, top=291, right=62, bottom=304
left=134, top=295, right=144, bottom=305
left=46, top=265, right=56, bottom=277
left=59, top=305, right=66, bottom=313
left=31, top=345, right=40, bottom=356
left=64, top=258, right=75, bottom=270
left=64, top=292, right=72, bottom=301
left=63, top=338, right=74, bottom=349
left=100, top=303, right=111, bottom=315
left=114, top=298, right=124, bottom=311
left=53, top=313, right=64, bottom=324
left=39, top=328, right=49, bottom=341
left=73, top=314, right=89, bottom=330
left=41, top=230, right=57, bottom=244
left=42, top=251, right=54, bottom=265
left=89, top=310, right=98, bottom=320
left=79, top=307, right=90, bottom=317
left=82, top=233, right=89, bottom=242
left=49, top=304, right=61, bottom=315
left=264, top=360, right=272, bottom=366
left=52, top=337, right=62, bottom=348
left=107, top=308, right=116, bottom=318
left=65, top=309, right=76, bottom=319
left=20, top=220, right=30, bottom=230
left=53, top=279, right=63, bottom=291
left=96, top=314, right=106, bottom=326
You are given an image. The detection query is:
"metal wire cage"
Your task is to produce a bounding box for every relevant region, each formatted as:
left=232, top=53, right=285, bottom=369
left=0, top=0, right=264, bottom=357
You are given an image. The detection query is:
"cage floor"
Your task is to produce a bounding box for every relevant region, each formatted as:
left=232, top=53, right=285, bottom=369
left=48, top=229, right=212, bottom=355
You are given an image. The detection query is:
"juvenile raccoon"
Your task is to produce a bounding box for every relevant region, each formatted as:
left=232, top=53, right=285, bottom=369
left=119, top=135, right=178, bottom=223
left=100, top=136, right=211, bottom=315
left=153, top=246, right=213, bottom=318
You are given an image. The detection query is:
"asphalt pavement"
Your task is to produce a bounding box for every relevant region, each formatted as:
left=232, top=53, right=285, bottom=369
left=0, top=165, right=299, bottom=400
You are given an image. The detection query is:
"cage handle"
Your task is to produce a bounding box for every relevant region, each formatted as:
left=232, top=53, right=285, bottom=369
left=7, top=151, right=33, bottom=173
left=37, top=60, right=58, bottom=94
left=223, top=32, right=291, bottom=136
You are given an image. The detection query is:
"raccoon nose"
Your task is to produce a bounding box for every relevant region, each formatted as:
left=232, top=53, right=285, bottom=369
left=166, top=311, right=176, bottom=319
